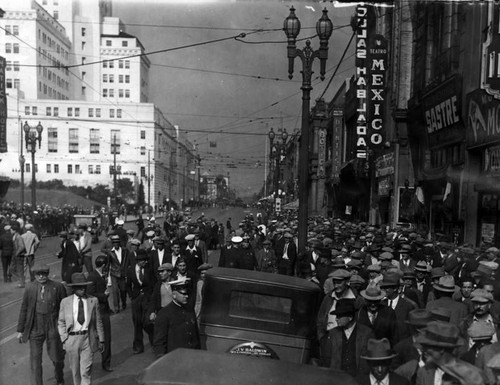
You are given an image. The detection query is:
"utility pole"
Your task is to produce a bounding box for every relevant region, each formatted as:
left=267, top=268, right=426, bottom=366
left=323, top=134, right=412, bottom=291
left=113, top=134, right=117, bottom=210
left=147, top=149, right=151, bottom=208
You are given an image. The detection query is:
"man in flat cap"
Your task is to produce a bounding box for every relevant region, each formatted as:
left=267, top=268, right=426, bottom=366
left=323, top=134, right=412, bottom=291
left=148, top=263, right=175, bottom=325
left=182, top=234, right=203, bottom=275
left=107, top=234, right=131, bottom=313
left=459, top=289, right=499, bottom=345
left=277, top=232, right=297, bottom=276
left=152, top=280, right=200, bottom=358
left=149, top=236, right=168, bottom=282
left=58, top=272, right=105, bottom=385
left=126, top=249, right=155, bottom=354
left=17, top=263, right=67, bottom=385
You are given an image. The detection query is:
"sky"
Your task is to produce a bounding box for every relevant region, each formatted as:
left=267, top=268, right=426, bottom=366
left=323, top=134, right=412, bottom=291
left=112, top=0, right=357, bottom=197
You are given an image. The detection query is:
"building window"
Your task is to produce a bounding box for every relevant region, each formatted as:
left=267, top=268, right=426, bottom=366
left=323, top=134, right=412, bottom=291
left=111, top=130, right=120, bottom=154
left=141, top=130, right=146, bottom=139
left=119, top=89, right=124, bottom=98
left=90, top=128, right=100, bottom=154
left=32, top=107, right=38, bottom=116
left=81, top=28, right=86, bottom=36
left=13, top=61, right=19, bottom=71
left=119, top=75, right=123, bottom=83
left=46, top=107, right=51, bottom=116
left=68, top=164, right=72, bottom=174
left=140, top=146, right=146, bottom=155
left=47, top=164, right=51, bottom=173
left=109, top=61, right=114, bottom=68
left=125, top=89, right=130, bottom=98
left=119, top=60, right=123, bottom=69
left=103, top=74, right=108, bottom=83
left=5, top=25, right=11, bottom=35
left=122, top=41, right=128, bottom=47
left=117, top=109, right=122, bottom=118
left=109, top=74, right=114, bottom=83
left=53, top=10, right=59, bottom=20
left=110, top=109, right=115, bottom=118
left=88, top=108, right=94, bottom=117
left=48, top=127, right=58, bottom=153
left=75, top=165, right=80, bottom=174
left=14, top=79, right=20, bottom=89
left=95, top=165, right=101, bottom=174
left=75, top=108, right=80, bottom=117
left=69, top=128, right=79, bottom=153
left=26, top=164, right=30, bottom=173
left=6, top=79, right=12, bottom=88
left=125, top=60, right=130, bottom=69
left=67, top=107, right=73, bottom=117
left=13, top=43, right=19, bottom=53
left=54, top=107, right=59, bottom=117
left=54, top=164, right=59, bottom=173
left=96, top=108, right=101, bottom=117
left=125, top=75, right=130, bottom=83
left=13, top=26, right=19, bottom=36
left=109, top=89, right=114, bottom=97
left=5, top=43, right=11, bottom=53
left=103, top=60, right=108, bottom=68
left=89, top=165, right=94, bottom=174
left=25, top=106, right=30, bottom=115
left=140, top=166, right=146, bottom=178
left=6, top=61, right=11, bottom=71
left=103, top=89, right=108, bottom=97
left=106, top=40, right=112, bottom=46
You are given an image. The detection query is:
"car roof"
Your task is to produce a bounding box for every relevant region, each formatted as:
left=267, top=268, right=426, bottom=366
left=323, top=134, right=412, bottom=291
left=137, top=349, right=357, bottom=385
left=205, top=268, right=321, bottom=292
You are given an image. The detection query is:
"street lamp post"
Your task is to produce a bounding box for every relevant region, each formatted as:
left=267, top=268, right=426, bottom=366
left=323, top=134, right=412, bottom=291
left=268, top=127, right=288, bottom=204
left=283, top=6, right=333, bottom=253
left=23, top=121, right=43, bottom=215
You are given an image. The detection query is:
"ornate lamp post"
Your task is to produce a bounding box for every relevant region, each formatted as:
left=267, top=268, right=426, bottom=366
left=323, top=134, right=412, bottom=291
left=283, top=6, right=333, bottom=253
left=23, top=121, right=43, bottom=215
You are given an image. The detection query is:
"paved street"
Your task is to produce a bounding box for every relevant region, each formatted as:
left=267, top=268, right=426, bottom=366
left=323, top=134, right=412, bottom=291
left=0, top=206, right=248, bottom=385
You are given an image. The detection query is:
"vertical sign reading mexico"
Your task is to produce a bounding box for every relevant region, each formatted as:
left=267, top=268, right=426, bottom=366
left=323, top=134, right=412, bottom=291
left=368, top=34, right=387, bottom=149
left=0, top=57, right=6, bottom=153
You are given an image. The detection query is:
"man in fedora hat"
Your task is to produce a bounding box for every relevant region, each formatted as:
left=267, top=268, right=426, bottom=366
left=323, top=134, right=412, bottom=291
left=380, top=271, right=417, bottom=341
left=322, top=298, right=374, bottom=374
left=426, top=275, right=468, bottom=328
left=358, top=285, right=400, bottom=347
left=461, top=321, right=496, bottom=365
left=126, top=249, right=155, bottom=355
left=152, top=279, right=200, bottom=358
left=58, top=272, right=105, bottom=385
left=356, top=338, right=409, bottom=385
left=17, top=263, right=66, bottom=385
left=415, top=321, right=483, bottom=385
left=255, top=239, right=277, bottom=273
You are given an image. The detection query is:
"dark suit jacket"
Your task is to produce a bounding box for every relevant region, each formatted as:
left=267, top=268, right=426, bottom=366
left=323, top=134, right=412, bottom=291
left=17, top=280, right=67, bottom=341
left=108, top=247, right=131, bottom=279
left=355, top=372, right=410, bottom=385
left=425, top=296, right=468, bottom=327
left=324, top=323, right=374, bottom=371
left=149, top=249, right=170, bottom=274
left=390, top=296, right=416, bottom=340
left=87, top=270, right=111, bottom=312
left=57, top=239, right=82, bottom=283
left=358, top=305, right=400, bottom=347
left=277, top=240, right=297, bottom=276
left=392, top=337, right=420, bottom=370
left=182, top=246, right=203, bottom=274
left=126, top=264, right=155, bottom=300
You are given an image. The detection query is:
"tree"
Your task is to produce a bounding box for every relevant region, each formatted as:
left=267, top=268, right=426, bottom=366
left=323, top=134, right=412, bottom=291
left=215, top=174, right=228, bottom=200
left=116, top=178, right=135, bottom=204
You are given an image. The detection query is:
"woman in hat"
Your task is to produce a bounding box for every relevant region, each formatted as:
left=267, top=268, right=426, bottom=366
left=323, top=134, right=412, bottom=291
left=356, top=338, right=409, bottom=385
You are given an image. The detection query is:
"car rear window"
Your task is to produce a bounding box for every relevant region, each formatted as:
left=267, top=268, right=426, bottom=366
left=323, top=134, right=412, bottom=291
left=229, top=291, right=292, bottom=324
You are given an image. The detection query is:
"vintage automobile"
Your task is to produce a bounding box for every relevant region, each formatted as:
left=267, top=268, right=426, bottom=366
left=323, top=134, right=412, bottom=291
left=199, top=267, right=322, bottom=364
left=73, top=214, right=101, bottom=243
left=137, top=349, right=357, bottom=385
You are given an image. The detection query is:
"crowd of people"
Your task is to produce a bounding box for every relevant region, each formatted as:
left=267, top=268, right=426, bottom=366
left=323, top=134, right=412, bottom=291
left=8, top=209, right=500, bottom=384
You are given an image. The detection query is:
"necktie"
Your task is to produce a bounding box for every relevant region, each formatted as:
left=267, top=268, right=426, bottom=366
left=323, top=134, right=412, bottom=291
left=389, top=299, right=393, bottom=308
left=77, top=297, right=85, bottom=325
left=139, top=267, right=144, bottom=283
left=40, top=285, right=45, bottom=300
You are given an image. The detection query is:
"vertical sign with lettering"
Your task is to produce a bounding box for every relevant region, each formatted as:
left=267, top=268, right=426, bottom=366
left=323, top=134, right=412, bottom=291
left=332, top=109, right=343, bottom=182
left=0, top=57, right=7, bottom=153
left=368, top=34, right=387, bottom=149
left=318, top=128, right=326, bottom=178
left=356, top=5, right=368, bottom=160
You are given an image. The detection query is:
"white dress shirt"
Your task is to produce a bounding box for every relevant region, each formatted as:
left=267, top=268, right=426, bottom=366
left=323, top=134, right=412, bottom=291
left=72, top=295, right=90, bottom=332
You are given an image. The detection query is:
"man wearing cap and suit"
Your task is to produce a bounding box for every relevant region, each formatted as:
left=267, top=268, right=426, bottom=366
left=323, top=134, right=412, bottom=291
left=107, top=234, right=131, bottom=313
left=358, top=286, right=400, bottom=348
left=323, top=299, right=374, bottom=374
left=17, top=263, right=67, bottom=385
left=277, top=233, right=297, bottom=276
left=218, top=236, right=242, bottom=269
left=149, top=237, right=169, bottom=280
left=77, top=225, right=93, bottom=274
left=182, top=234, right=203, bottom=275
left=56, top=231, right=82, bottom=284
left=426, top=275, right=468, bottom=328
left=152, top=280, right=200, bottom=358
left=255, top=239, right=277, bottom=273
left=194, top=231, right=208, bottom=263
left=148, top=263, right=175, bottom=324
left=0, top=224, right=14, bottom=282
left=58, top=272, right=105, bottom=385
left=126, top=249, right=155, bottom=354
left=355, top=338, right=410, bottom=385
left=87, top=255, right=113, bottom=372
left=459, top=289, right=499, bottom=345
